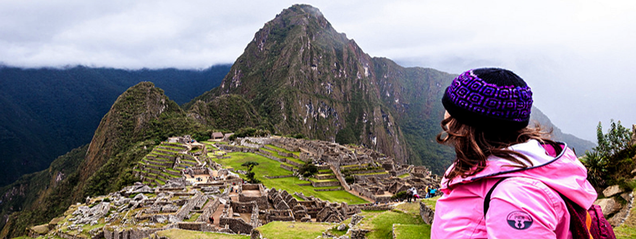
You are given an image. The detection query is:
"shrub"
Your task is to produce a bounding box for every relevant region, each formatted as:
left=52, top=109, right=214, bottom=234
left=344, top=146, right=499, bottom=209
left=299, top=162, right=318, bottom=177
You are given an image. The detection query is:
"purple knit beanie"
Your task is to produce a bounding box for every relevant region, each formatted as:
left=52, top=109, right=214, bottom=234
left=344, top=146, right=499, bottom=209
left=441, top=68, right=533, bottom=131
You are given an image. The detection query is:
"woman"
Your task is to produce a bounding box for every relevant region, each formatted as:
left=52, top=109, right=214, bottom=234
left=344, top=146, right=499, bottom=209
left=430, top=68, right=597, bottom=238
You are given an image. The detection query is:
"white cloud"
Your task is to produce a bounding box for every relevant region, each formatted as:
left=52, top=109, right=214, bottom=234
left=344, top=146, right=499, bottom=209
left=1, top=0, right=635, bottom=141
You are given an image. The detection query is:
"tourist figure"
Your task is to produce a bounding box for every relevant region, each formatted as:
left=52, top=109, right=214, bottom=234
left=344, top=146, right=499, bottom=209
left=430, top=68, right=597, bottom=238
left=406, top=187, right=413, bottom=203
left=424, top=185, right=430, bottom=198
left=411, top=187, right=418, bottom=201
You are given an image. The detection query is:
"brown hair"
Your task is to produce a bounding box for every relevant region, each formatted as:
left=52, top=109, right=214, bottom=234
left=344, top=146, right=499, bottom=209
left=436, top=115, right=562, bottom=186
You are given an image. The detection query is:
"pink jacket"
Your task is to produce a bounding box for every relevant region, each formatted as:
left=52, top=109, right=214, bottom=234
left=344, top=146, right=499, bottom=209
left=431, top=140, right=597, bottom=239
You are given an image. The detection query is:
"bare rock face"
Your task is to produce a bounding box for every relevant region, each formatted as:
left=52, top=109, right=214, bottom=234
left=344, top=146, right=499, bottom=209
left=349, top=214, right=364, bottom=227
left=420, top=201, right=435, bottom=224
left=603, top=185, right=624, bottom=198
left=595, top=198, right=622, bottom=216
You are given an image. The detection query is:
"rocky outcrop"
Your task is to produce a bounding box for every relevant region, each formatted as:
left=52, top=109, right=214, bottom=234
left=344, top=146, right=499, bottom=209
left=596, top=198, right=622, bottom=216
left=185, top=4, right=458, bottom=167
left=595, top=185, right=635, bottom=227
left=603, top=185, right=624, bottom=198
left=419, top=202, right=435, bottom=224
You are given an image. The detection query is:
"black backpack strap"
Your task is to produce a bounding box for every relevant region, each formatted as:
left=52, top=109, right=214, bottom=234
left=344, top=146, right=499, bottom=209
left=483, top=177, right=509, bottom=218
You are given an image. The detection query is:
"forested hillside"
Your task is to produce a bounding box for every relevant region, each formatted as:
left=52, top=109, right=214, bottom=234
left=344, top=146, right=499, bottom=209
left=0, top=65, right=230, bottom=186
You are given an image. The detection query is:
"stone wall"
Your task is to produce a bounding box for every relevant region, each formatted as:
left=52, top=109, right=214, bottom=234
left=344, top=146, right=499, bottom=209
left=419, top=201, right=435, bottom=224
left=280, top=164, right=295, bottom=172
left=174, top=191, right=203, bottom=221
left=314, top=187, right=342, bottom=191
left=219, top=217, right=253, bottom=235
left=311, top=181, right=341, bottom=187
left=177, top=222, right=206, bottom=230
left=330, top=165, right=350, bottom=190
left=197, top=197, right=220, bottom=223
left=353, top=173, right=391, bottom=181
left=218, top=145, right=256, bottom=153
left=358, top=205, right=393, bottom=211
left=239, top=184, right=268, bottom=209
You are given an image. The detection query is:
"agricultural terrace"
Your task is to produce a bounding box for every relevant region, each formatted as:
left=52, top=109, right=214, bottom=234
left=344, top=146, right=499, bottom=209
left=212, top=152, right=368, bottom=205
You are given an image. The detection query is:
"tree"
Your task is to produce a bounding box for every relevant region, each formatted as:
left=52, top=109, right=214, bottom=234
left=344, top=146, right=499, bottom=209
left=241, top=161, right=260, bottom=183
left=298, top=162, right=318, bottom=177
left=594, top=120, right=632, bottom=159
left=583, top=120, right=634, bottom=188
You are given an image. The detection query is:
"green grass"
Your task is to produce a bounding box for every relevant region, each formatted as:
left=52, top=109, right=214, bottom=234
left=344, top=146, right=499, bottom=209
left=261, top=148, right=305, bottom=165
left=257, top=221, right=333, bottom=239
left=184, top=213, right=201, bottom=222
left=392, top=224, right=431, bottom=239
left=359, top=206, right=425, bottom=239
left=353, top=172, right=389, bottom=176
left=264, top=177, right=366, bottom=204
left=616, top=206, right=636, bottom=239
left=265, top=144, right=296, bottom=154
left=308, top=178, right=339, bottom=182
left=398, top=173, right=410, bottom=178
left=156, top=229, right=249, bottom=239
left=215, top=152, right=293, bottom=177
left=213, top=152, right=366, bottom=204
left=420, top=197, right=438, bottom=210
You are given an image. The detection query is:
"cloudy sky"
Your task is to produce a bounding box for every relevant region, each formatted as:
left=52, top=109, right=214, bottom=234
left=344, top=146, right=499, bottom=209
left=1, top=0, right=635, bottom=142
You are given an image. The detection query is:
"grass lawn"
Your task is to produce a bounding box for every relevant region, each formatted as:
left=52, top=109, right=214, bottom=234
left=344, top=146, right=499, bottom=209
left=156, top=229, right=249, bottom=239
left=354, top=172, right=389, bottom=176
left=215, top=152, right=293, bottom=177
left=261, top=148, right=305, bottom=165
left=257, top=221, right=333, bottom=239
left=265, top=144, right=296, bottom=154
left=356, top=202, right=426, bottom=239
left=213, top=152, right=368, bottom=204
left=392, top=224, right=431, bottom=239
left=616, top=206, right=636, bottom=239
left=308, top=178, right=339, bottom=182
left=264, top=177, right=367, bottom=204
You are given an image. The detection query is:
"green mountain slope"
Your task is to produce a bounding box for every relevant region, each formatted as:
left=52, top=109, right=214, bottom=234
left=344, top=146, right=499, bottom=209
left=0, top=65, right=231, bottom=187
left=0, top=82, right=208, bottom=238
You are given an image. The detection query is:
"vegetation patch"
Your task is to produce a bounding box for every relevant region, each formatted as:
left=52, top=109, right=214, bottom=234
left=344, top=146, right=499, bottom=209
left=392, top=224, right=431, bottom=239
left=213, top=152, right=367, bottom=204
left=155, top=228, right=250, bottom=239
left=257, top=221, right=333, bottom=239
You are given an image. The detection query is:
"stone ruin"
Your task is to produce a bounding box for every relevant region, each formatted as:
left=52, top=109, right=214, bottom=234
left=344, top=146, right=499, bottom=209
left=37, top=135, right=442, bottom=239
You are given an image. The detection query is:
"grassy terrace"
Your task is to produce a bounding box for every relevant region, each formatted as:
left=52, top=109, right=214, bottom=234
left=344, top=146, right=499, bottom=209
left=359, top=201, right=431, bottom=239
left=313, top=186, right=342, bottom=190
left=353, top=172, right=389, bottom=176
left=156, top=229, right=249, bottom=239
left=308, top=178, right=339, bottom=182
left=341, top=164, right=370, bottom=169
left=398, top=173, right=410, bottom=178
left=260, top=148, right=305, bottom=165
left=265, top=144, right=295, bottom=154
left=258, top=221, right=333, bottom=239
left=213, top=152, right=367, bottom=204
left=318, top=169, right=333, bottom=173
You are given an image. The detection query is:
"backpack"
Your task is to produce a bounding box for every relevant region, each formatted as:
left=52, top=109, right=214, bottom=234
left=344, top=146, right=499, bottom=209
left=484, top=178, right=616, bottom=239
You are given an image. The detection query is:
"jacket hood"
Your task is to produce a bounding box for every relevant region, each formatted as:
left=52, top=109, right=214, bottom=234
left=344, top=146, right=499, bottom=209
left=440, top=139, right=597, bottom=208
